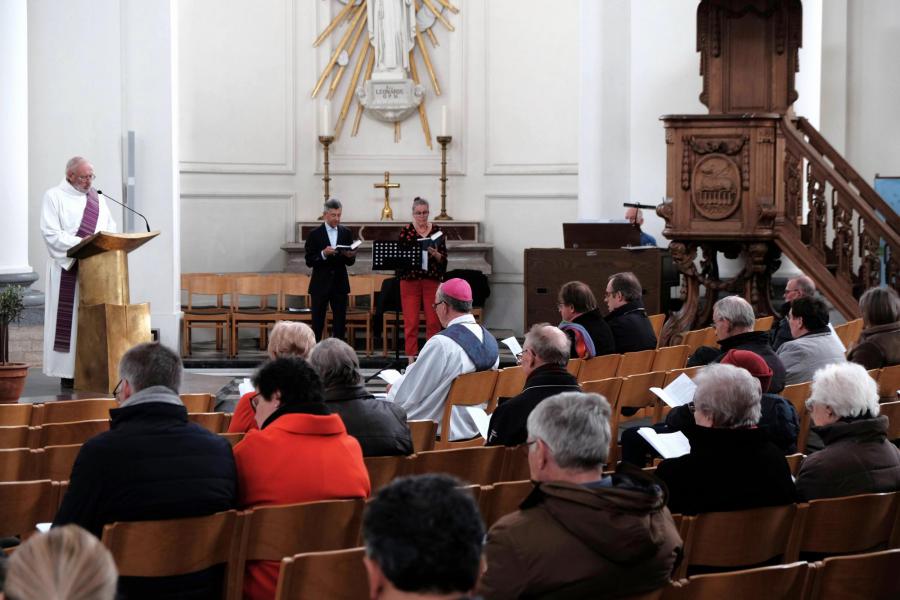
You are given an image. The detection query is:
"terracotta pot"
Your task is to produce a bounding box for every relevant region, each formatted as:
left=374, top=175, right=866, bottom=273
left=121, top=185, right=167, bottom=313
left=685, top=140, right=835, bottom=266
left=0, top=363, right=29, bottom=404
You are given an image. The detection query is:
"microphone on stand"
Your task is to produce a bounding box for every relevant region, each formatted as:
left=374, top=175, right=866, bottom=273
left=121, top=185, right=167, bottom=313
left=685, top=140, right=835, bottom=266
left=96, top=189, right=151, bottom=233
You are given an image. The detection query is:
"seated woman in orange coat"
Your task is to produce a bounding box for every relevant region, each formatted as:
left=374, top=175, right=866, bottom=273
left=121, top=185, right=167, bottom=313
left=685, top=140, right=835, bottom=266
left=228, top=321, right=316, bottom=433
left=234, top=357, right=371, bottom=600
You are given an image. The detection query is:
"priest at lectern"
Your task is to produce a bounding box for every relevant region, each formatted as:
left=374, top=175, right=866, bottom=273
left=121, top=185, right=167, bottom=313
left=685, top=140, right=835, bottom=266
left=40, top=156, right=117, bottom=388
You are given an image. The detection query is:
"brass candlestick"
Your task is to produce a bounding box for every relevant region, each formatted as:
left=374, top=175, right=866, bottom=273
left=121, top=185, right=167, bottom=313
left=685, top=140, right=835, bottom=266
left=435, top=135, right=453, bottom=220
left=318, top=135, right=334, bottom=219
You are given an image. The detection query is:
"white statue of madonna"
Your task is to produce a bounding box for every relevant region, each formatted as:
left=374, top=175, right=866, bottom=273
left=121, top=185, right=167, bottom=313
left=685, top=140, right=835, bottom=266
left=367, top=0, right=416, bottom=80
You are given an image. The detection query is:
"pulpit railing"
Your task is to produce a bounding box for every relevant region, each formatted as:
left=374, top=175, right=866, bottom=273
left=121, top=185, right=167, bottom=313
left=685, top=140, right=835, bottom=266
left=777, top=116, right=899, bottom=319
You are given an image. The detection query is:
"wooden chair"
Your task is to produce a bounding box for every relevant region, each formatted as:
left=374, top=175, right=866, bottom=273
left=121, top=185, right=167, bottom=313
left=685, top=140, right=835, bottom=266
left=781, top=382, right=813, bottom=452
left=218, top=432, right=244, bottom=447
left=102, top=509, right=241, bottom=597
left=480, top=479, right=533, bottom=528
left=181, top=393, right=215, bottom=413
left=0, top=479, right=61, bottom=539
left=0, top=403, right=33, bottom=427
left=0, top=447, right=36, bottom=482
left=785, top=453, right=805, bottom=477
left=784, top=492, right=900, bottom=562
left=806, top=548, right=900, bottom=600
left=364, top=454, right=412, bottom=494
left=0, top=425, right=33, bottom=450
left=608, top=371, right=666, bottom=465
left=274, top=547, right=367, bottom=600
left=35, top=419, right=109, bottom=447
left=188, top=412, right=227, bottom=433
left=648, top=313, right=666, bottom=343
left=834, top=318, right=864, bottom=350
left=681, top=327, right=715, bottom=355
left=675, top=503, right=799, bottom=579
left=664, top=561, right=812, bottom=600
left=877, top=364, right=900, bottom=401
left=436, top=370, right=498, bottom=450
left=230, top=275, right=282, bottom=357
left=878, top=401, right=900, bottom=443
left=39, top=398, right=117, bottom=425
left=662, top=366, right=704, bottom=386
left=500, top=445, right=531, bottom=482
left=182, top=274, right=233, bottom=356
left=36, top=444, right=83, bottom=481
left=617, top=350, right=657, bottom=376
left=490, top=366, right=528, bottom=413
left=581, top=377, right=624, bottom=407
left=412, top=446, right=506, bottom=486
left=651, top=345, right=690, bottom=372
left=232, top=499, right=365, bottom=600
left=577, top=354, right=622, bottom=383
left=566, top=358, right=583, bottom=379
left=341, top=276, right=376, bottom=355
left=406, top=420, right=437, bottom=453
left=754, top=315, right=775, bottom=331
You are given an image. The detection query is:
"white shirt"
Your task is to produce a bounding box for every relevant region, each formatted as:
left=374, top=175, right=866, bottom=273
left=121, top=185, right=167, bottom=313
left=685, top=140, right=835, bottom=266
left=321, top=224, right=339, bottom=259
left=387, top=314, right=499, bottom=440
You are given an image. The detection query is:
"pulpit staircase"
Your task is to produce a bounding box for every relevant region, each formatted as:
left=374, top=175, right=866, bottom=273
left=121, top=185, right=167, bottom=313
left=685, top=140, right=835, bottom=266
left=775, top=116, right=900, bottom=320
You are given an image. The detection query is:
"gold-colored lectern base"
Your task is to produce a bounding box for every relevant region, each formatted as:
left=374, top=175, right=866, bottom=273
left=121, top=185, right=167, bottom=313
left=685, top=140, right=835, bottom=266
left=74, top=303, right=152, bottom=394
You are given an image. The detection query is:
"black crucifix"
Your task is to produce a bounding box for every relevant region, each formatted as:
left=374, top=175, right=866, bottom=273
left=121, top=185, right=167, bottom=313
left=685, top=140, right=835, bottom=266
left=374, top=171, right=400, bottom=221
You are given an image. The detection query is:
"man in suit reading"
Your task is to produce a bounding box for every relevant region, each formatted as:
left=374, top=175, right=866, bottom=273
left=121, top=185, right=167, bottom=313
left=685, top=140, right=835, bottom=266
left=305, top=198, right=356, bottom=341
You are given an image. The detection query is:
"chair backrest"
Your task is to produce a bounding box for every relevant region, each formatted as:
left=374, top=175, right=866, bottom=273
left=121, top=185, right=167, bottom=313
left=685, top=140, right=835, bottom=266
left=806, top=548, right=900, bottom=600
left=0, top=479, right=61, bottom=538
left=785, top=453, right=805, bottom=477
left=186, top=275, right=232, bottom=309
left=36, top=443, right=83, bottom=481
left=348, top=275, right=375, bottom=309
left=232, top=275, right=282, bottom=309
left=0, top=425, right=33, bottom=450
left=102, top=509, right=241, bottom=583
left=491, top=366, right=528, bottom=412
left=754, top=315, right=775, bottom=331
left=651, top=345, right=690, bottom=372
left=662, top=366, right=704, bottom=387
left=0, top=447, right=36, bottom=481
left=676, top=503, right=798, bottom=579
left=412, top=446, right=507, bottom=486
left=437, top=370, right=498, bottom=450
left=781, top=382, right=812, bottom=452
left=37, top=419, right=110, bottom=447
left=188, top=412, right=227, bottom=433
left=577, top=354, right=622, bottom=383
left=280, top=273, right=311, bottom=299
left=681, top=327, right=715, bottom=355
left=218, top=432, right=244, bottom=447
left=406, top=420, right=437, bottom=453
left=648, top=313, right=666, bottom=340
left=0, top=403, right=33, bottom=427
left=879, top=401, right=900, bottom=442
left=274, top=547, right=367, bottom=600
left=785, top=492, right=900, bottom=562
left=479, top=479, right=534, bottom=528
left=665, top=561, right=812, bottom=600
left=499, top=445, right=531, bottom=482
left=566, top=358, right=583, bottom=379
left=181, top=393, right=215, bottom=413
left=364, top=454, right=412, bottom=494
left=607, top=371, right=666, bottom=465
left=580, top=377, right=623, bottom=408
left=39, top=399, right=118, bottom=425
left=833, top=317, right=864, bottom=349
left=877, top=364, right=900, bottom=400
left=617, top=349, right=657, bottom=376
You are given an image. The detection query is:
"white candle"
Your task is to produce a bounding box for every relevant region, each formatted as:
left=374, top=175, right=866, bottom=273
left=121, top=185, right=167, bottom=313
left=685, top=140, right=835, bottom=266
left=440, top=106, right=448, bottom=136
left=322, top=102, right=331, bottom=136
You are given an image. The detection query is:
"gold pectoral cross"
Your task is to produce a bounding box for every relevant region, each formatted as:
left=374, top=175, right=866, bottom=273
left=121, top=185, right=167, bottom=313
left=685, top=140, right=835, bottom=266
left=374, top=171, right=400, bottom=221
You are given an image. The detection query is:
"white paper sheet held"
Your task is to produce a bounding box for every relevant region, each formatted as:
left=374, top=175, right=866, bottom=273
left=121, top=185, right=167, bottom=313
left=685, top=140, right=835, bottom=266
left=501, top=336, right=523, bottom=358
left=637, top=428, right=691, bottom=459
left=649, top=373, right=697, bottom=408
left=377, top=369, right=403, bottom=385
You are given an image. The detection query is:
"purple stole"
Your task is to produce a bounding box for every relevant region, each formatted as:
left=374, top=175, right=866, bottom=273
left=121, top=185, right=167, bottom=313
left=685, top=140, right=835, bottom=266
left=53, top=189, right=100, bottom=353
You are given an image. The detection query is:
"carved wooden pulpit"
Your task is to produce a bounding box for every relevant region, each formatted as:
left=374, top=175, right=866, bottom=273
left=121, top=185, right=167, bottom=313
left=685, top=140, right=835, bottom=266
left=68, top=231, right=159, bottom=393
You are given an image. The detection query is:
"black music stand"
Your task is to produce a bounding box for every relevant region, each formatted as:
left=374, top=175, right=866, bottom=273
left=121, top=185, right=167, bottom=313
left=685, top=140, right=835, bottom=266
left=371, top=242, right=422, bottom=369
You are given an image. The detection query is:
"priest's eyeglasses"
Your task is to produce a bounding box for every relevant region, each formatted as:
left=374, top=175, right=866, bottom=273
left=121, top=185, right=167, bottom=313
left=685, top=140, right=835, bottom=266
left=75, top=174, right=96, bottom=182
left=432, top=300, right=445, bottom=310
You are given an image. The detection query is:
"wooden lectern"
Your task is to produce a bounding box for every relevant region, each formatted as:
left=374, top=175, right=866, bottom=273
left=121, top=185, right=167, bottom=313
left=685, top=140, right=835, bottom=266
left=67, top=231, right=159, bottom=393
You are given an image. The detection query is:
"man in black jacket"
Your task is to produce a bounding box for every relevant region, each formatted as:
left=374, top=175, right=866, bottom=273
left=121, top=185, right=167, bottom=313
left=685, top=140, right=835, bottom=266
left=486, top=324, right=581, bottom=446
left=309, top=338, right=413, bottom=456
left=687, top=295, right=786, bottom=393
left=304, top=198, right=357, bottom=341
left=557, top=281, right=615, bottom=358
left=604, top=272, right=657, bottom=353
left=54, top=342, right=236, bottom=599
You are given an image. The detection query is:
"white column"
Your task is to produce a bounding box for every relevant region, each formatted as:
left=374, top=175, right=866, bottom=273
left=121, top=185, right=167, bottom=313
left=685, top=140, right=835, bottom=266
left=577, top=0, right=604, bottom=220
left=0, top=0, right=33, bottom=278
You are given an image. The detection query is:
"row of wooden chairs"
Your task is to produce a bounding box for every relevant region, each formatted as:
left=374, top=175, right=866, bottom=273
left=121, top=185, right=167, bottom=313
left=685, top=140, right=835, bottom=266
left=0, top=394, right=217, bottom=428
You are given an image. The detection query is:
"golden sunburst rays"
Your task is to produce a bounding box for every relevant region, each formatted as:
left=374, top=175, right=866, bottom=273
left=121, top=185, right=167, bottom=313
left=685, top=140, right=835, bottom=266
left=312, top=0, right=459, bottom=147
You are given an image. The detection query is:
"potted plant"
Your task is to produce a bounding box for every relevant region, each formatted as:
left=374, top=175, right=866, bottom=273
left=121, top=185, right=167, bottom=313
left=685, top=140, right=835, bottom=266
left=0, top=284, right=28, bottom=403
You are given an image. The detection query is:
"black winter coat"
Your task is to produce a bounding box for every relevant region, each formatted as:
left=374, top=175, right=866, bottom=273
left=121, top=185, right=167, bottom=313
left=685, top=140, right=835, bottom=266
left=605, top=301, right=658, bottom=354
left=324, top=384, right=413, bottom=456
left=486, top=364, right=581, bottom=447
left=687, top=330, right=787, bottom=394
left=53, top=396, right=237, bottom=599
left=567, top=309, right=616, bottom=358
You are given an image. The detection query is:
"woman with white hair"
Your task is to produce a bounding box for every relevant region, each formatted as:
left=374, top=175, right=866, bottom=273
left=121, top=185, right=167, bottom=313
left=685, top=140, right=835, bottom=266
left=796, top=362, right=900, bottom=500
left=655, top=363, right=796, bottom=515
